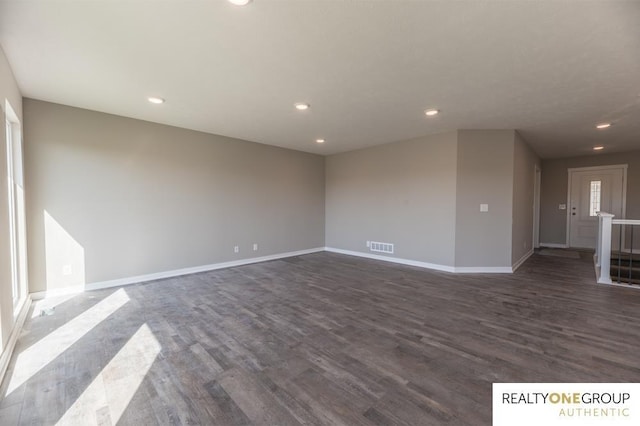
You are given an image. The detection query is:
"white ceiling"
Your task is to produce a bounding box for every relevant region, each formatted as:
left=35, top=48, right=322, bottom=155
left=1, top=1, right=639, bottom=158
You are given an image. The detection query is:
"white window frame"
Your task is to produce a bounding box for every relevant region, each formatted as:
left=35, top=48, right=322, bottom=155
left=4, top=101, right=27, bottom=314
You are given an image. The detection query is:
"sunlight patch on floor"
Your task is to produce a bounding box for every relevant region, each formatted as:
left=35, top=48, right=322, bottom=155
left=4, top=289, right=130, bottom=396
left=57, top=323, right=161, bottom=425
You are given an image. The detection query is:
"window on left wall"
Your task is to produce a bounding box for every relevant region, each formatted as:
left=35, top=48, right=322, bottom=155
left=5, top=102, right=27, bottom=311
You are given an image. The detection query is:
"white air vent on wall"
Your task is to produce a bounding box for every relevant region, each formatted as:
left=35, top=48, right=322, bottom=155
left=370, top=241, right=394, bottom=254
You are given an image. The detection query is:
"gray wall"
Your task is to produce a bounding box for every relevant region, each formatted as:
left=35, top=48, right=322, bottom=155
left=0, top=45, right=23, bottom=351
left=325, top=132, right=458, bottom=266
left=326, top=129, right=538, bottom=269
left=511, top=132, right=540, bottom=263
left=540, top=151, right=640, bottom=245
left=454, top=130, right=515, bottom=268
left=24, top=99, right=325, bottom=293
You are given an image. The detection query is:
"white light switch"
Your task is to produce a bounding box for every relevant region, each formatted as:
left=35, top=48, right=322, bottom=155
left=559, top=204, right=567, bottom=210
left=480, top=204, right=489, bottom=212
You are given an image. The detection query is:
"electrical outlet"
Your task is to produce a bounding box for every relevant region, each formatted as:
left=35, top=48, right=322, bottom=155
left=253, top=243, right=258, bottom=251
left=480, top=204, right=489, bottom=212
left=366, top=241, right=371, bottom=247
left=234, top=246, right=239, bottom=253
left=62, top=265, right=72, bottom=275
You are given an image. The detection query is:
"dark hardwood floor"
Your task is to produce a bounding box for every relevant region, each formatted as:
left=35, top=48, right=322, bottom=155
left=1, top=251, right=640, bottom=425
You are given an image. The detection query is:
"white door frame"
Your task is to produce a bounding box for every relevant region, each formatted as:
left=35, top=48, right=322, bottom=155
left=533, top=164, right=541, bottom=249
left=565, top=164, right=628, bottom=247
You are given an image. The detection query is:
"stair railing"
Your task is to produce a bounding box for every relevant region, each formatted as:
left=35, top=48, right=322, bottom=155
left=596, top=212, right=640, bottom=285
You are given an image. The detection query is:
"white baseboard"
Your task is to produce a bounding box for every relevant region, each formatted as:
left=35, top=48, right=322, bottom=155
left=454, top=266, right=514, bottom=273
left=30, top=244, right=530, bottom=301
left=512, top=249, right=534, bottom=272
left=30, top=247, right=325, bottom=300
left=539, top=243, right=569, bottom=248
left=0, top=297, right=32, bottom=389
left=324, top=247, right=513, bottom=274
left=325, top=247, right=456, bottom=272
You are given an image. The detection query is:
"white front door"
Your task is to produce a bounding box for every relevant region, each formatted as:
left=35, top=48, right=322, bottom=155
left=568, top=166, right=625, bottom=249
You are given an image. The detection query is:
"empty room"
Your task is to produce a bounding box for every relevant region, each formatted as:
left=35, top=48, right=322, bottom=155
left=1, top=1, right=640, bottom=425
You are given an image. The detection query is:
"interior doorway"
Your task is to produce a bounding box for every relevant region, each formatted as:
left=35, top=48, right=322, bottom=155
left=567, top=165, right=626, bottom=249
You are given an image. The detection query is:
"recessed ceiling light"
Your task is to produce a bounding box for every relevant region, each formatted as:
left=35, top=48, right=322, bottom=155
left=593, top=146, right=604, bottom=151
left=295, top=103, right=310, bottom=111
left=228, top=0, right=252, bottom=5
left=596, top=123, right=611, bottom=129
left=316, top=139, right=325, bottom=144
left=425, top=109, right=439, bottom=116
left=148, top=97, right=165, bottom=104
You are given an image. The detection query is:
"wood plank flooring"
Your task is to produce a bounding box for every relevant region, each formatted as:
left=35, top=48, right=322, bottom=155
left=1, top=251, right=640, bottom=425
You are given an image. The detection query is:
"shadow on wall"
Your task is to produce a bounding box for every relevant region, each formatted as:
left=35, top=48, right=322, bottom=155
left=44, top=210, right=86, bottom=291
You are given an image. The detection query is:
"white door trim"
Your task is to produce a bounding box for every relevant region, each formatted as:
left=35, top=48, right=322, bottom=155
left=565, top=164, right=627, bottom=247
left=567, top=164, right=628, bottom=173
left=533, top=164, right=541, bottom=249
